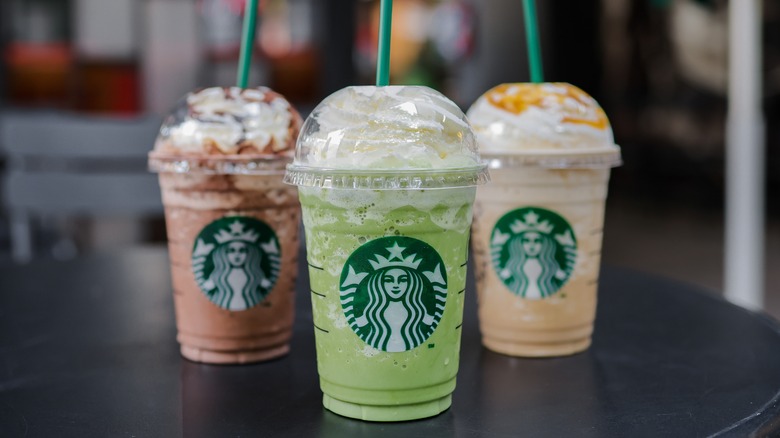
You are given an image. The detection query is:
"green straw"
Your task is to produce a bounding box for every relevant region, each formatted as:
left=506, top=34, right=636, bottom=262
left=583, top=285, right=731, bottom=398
left=375, top=0, right=393, bottom=86
left=237, top=0, right=260, bottom=88
left=522, top=0, right=544, bottom=83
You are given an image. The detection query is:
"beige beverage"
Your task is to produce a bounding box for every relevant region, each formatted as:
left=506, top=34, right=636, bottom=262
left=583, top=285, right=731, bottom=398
left=467, top=83, right=621, bottom=357
left=149, top=86, right=303, bottom=364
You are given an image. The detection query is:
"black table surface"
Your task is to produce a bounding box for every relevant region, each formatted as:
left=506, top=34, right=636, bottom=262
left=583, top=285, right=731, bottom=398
left=2, top=246, right=780, bottom=437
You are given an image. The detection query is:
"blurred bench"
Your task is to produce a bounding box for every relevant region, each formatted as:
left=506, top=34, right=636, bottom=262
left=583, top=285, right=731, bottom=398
left=0, top=111, right=163, bottom=262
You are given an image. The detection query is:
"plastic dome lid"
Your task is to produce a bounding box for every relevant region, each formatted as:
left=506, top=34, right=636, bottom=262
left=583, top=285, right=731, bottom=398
left=467, top=83, right=621, bottom=169
left=284, top=86, right=489, bottom=189
left=149, top=86, right=302, bottom=175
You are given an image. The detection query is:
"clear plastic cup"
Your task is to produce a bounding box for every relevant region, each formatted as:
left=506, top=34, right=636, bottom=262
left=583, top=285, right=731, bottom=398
left=149, top=86, right=302, bottom=364
left=284, top=85, right=488, bottom=421
left=467, top=83, right=622, bottom=357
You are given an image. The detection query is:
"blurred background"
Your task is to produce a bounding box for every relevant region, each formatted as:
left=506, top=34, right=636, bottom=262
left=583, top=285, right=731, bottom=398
left=0, top=0, right=777, bottom=313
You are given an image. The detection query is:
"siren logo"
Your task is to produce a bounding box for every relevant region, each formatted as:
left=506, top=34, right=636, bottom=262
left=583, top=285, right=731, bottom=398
left=491, top=207, right=577, bottom=299
left=340, top=237, right=447, bottom=352
left=192, top=217, right=281, bottom=311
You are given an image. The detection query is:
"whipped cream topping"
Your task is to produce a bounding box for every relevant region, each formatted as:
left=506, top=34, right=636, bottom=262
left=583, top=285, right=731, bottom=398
left=294, top=86, right=482, bottom=169
left=154, top=86, right=302, bottom=156
left=467, top=83, right=616, bottom=153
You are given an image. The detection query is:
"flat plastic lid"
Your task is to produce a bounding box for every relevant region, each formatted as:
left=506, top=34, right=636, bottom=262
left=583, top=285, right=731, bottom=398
left=481, top=146, right=622, bottom=170
left=284, top=166, right=488, bottom=190
left=148, top=152, right=291, bottom=175
left=284, top=86, right=489, bottom=189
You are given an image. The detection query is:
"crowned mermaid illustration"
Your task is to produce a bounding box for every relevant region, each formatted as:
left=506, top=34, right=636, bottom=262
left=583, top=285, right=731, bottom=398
left=353, top=266, right=436, bottom=352
left=202, top=240, right=271, bottom=310
left=501, top=231, right=563, bottom=299
left=341, top=240, right=448, bottom=352
left=492, top=208, right=577, bottom=299
left=192, top=218, right=281, bottom=311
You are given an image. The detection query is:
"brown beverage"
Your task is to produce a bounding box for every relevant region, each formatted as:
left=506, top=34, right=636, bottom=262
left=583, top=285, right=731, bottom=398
left=149, top=87, right=302, bottom=364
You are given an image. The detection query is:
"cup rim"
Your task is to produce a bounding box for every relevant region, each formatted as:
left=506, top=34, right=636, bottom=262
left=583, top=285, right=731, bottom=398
left=283, top=163, right=490, bottom=190
left=480, top=146, right=622, bottom=169
left=148, top=152, right=292, bottom=175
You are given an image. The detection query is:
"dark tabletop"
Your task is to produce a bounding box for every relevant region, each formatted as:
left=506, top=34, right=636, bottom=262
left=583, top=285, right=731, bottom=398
left=1, top=246, right=780, bottom=438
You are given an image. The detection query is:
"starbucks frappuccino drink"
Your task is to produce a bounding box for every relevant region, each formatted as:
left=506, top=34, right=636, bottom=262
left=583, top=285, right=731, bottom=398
left=285, top=86, right=488, bottom=421
left=467, top=83, right=621, bottom=357
left=149, top=86, right=303, bottom=364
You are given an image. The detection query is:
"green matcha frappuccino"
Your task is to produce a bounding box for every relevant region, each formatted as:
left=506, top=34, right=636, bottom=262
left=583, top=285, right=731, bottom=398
left=285, top=86, right=488, bottom=422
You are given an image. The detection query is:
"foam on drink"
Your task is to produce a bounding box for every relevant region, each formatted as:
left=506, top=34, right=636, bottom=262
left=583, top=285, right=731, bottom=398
left=468, top=82, right=616, bottom=151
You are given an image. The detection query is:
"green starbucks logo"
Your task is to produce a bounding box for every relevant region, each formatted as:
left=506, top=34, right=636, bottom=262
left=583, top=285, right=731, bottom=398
left=340, top=236, right=447, bottom=352
left=192, top=217, right=281, bottom=311
left=491, top=207, right=577, bottom=299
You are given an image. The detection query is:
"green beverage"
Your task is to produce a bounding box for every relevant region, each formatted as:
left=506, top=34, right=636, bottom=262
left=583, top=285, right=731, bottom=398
left=285, top=86, right=488, bottom=421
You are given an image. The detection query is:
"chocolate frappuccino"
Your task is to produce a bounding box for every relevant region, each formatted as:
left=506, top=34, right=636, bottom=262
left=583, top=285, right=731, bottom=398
left=149, top=86, right=302, bottom=364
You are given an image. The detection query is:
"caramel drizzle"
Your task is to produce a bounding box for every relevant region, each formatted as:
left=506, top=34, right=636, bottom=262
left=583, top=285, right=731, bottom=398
left=485, top=83, right=609, bottom=130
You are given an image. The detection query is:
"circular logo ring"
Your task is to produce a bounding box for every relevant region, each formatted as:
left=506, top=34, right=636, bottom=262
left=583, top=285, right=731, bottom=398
left=490, top=207, right=577, bottom=299
left=340, top=236, right=448, bottom=352
left=192, top=216, right=281, bottom=311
